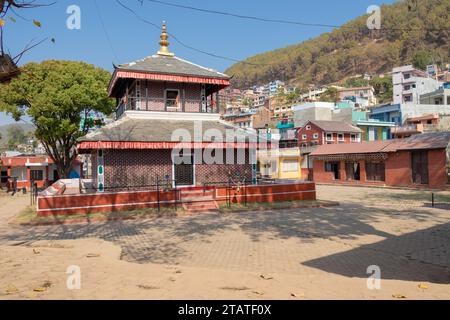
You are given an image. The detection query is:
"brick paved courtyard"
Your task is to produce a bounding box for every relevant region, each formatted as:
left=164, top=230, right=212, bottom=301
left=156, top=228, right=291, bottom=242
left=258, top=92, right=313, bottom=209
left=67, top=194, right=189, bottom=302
left=0, top=185, right=449, bottom=299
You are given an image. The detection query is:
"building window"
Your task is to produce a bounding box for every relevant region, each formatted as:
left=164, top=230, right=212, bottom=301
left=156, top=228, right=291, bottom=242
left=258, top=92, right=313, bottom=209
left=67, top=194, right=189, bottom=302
left=300, top=142, right=307, bottom=148
left=350, top=134, right=357, bottom=142
left=404, top=85, right=410, bottom=91
left=306, top=125, right=311, bottom=130
left=326, top=133, right=333, bottom=141
left=282, top=160, right=299, bottom=172
left=302, top=134, right=307, bottom=140
left=313, top=133, right=319, bottom=139
left=338, top=133, right=344, bottom=142
left=366, top=161, right=385, bottom=181
left=404, top=73, right=410, bottom=79
left=404, top=95, right=413, bottom=102
left=325, top=161, right=340, bottom=180
left=30, top=170, right=44, bottom=181
left=165, top=89, right=180, bottom=109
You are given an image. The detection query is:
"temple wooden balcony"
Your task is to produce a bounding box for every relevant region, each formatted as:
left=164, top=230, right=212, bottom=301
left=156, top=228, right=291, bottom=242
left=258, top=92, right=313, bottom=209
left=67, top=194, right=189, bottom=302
left=115, top=96, right=219, bottom=119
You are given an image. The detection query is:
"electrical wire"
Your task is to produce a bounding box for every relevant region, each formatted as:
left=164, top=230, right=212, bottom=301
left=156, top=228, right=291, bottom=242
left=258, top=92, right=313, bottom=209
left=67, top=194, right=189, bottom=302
left=94, top=0, right=120, bottom=63
left=115, top=0, right=276, bottom=66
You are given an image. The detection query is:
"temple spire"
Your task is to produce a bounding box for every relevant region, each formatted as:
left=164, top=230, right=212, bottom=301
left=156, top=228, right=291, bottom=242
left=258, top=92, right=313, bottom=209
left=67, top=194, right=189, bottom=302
left=157, top=21, right=174, bottom=56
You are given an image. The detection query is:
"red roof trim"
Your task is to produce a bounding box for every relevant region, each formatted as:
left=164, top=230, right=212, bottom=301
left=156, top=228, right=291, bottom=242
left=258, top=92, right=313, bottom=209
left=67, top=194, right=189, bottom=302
left=77, top=141, right=257, bottom=151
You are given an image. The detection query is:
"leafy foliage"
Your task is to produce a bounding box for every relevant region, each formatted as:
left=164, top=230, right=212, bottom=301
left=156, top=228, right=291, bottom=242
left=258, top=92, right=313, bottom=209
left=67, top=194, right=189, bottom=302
left=225, top=0, right=449, bottom=89
left=0, top=60, right=114, bottom=178
left=320, top=87, right=340, bottom=103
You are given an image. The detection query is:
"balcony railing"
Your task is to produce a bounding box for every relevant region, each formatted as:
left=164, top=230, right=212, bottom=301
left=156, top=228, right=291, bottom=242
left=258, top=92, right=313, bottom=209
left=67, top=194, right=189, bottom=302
left=115, top=96, right=218, bottom=118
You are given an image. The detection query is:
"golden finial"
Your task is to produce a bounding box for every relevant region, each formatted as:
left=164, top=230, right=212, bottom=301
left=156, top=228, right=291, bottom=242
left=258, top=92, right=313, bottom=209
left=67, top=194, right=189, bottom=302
left=157, top=21, right=174, bottom=56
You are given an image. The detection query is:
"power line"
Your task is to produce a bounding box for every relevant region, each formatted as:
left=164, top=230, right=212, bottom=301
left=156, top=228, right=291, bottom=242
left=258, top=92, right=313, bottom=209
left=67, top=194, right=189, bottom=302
left=94, top=0, right=119, bottom=63
left=145, top=0, right=449, bottom=32
left=115, top=0, right=276, bottom=66
left=146, top=0, right=341, bottom=29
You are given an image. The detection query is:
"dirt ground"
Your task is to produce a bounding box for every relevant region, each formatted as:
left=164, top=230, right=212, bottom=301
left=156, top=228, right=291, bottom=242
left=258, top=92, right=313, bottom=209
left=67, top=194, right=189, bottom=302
left=0, top=186, right=449, bottom=300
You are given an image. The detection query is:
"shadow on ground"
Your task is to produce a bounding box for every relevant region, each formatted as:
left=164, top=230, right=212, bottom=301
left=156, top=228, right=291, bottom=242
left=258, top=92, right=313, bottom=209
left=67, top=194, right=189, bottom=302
left=302, top=222, right=450, bottom=284
left=0, top=198, right=448, bottom=283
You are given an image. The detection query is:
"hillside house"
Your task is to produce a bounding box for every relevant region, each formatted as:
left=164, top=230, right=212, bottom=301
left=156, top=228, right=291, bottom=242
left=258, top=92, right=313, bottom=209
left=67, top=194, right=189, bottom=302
left=297, top=120, right=362, bottom=148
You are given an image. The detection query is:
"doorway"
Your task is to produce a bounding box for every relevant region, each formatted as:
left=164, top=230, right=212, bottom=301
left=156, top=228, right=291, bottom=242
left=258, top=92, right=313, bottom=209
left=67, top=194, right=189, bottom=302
left=411, top=151, right=428, bottom=184
left=173, top=153, right=195, bottom=186
left=345, top=162, right=360, bottom=181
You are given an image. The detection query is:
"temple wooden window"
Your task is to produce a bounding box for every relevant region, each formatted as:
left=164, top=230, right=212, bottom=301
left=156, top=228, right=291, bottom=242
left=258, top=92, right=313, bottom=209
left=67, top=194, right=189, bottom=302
left=366, top=161, right=385, bottom=182
left=165, top=89, right=181, bottom=111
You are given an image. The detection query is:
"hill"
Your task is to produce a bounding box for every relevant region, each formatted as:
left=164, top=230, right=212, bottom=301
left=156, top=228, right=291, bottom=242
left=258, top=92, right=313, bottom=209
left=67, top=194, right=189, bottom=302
left=0, top=123, right=35, bottom=149
left=225, top=0, right=449, bottom=89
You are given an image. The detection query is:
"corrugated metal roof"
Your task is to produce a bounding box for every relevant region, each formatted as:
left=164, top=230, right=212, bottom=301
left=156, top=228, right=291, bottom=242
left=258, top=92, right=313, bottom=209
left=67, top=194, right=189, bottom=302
left=309, top=120, right=362, bottom=133
left=78, top=117, right=251, bottom=143
left=117, top=55, right=229, bottom=80
left=310, top=132, right=450, bottom=156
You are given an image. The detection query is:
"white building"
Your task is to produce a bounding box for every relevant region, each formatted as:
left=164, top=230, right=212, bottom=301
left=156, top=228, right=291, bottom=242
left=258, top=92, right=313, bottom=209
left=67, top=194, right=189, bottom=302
left=392, top=65, right=442, bottom=104
left=419, top=85, right=450, bottom=105
left=292, top=102, right=335, bottom=127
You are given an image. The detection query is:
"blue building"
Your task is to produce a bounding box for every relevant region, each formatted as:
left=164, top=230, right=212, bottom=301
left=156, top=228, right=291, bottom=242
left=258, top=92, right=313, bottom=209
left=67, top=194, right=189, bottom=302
left=369, top=103, right=402, bottom=125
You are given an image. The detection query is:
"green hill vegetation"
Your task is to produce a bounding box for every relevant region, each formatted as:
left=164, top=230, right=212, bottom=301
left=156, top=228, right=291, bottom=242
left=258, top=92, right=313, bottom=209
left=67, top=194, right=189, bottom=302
left=225, top=0, right=449, bottom=90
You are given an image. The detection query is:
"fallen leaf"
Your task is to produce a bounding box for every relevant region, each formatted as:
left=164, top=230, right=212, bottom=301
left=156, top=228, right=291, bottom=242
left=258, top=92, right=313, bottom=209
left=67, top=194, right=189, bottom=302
left=137, top=284, right=159, bottom=290
left=392, top=293, right=407, bottom=299
left=260, top=274, right=273, bottom=280
left=33, top=287, right=46, bottom=292
left=418, top=283, right=428, bottom=289
left=33, top=20, right=42, bottom=27
left=42, top=281, right=52, bottom=288
left=86, top=253, right=100, bottom=258
left=252, top=290, right=264, bottom=295
left=220, top=286, right=250, bottom=291
left=9, top=17, right=16, bottom=23
left=175, top=270, right=182, bottom=273
left=0, top=18, right=6, bottom=27
left=291, top=292, right=305, bottom=298
left=33, top=248, right=40, bottom=254
left=5, top=285, right=18, bottom=294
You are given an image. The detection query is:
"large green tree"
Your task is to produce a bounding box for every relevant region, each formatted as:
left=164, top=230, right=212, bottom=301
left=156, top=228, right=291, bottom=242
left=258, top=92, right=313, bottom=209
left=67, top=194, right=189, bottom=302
left=0, top=60, right=114, bottom=178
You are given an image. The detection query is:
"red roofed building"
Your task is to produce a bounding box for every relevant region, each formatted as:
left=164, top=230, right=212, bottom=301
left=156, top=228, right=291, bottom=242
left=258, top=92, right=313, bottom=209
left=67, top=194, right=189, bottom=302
left=297, top=120, right=362, bottom=148
left=310, top=132, right=450, bottom=189
left=0, top=155, right=82, bottom=190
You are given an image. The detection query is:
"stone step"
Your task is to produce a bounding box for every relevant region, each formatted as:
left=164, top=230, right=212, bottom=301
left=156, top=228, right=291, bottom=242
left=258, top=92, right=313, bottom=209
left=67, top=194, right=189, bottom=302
left=183, top=201, right=218, bottom=212
left=181, top=189, right=214, bottom=195
left=181, top=195, right=214, bottom=202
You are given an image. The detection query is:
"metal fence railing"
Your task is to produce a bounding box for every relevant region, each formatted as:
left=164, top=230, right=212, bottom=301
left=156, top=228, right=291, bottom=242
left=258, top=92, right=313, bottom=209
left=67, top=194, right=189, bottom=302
left=80, top=175, right=182, bottom=213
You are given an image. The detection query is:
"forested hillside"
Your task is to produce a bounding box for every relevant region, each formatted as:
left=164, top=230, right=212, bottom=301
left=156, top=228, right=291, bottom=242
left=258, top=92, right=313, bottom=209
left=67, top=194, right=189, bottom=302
left=225, top=0, right=449, bottom=89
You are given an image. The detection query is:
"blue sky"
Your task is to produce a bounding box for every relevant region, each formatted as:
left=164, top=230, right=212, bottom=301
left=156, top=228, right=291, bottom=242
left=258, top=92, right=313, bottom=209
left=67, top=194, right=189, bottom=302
left=0, top=0, right=396, bottom=125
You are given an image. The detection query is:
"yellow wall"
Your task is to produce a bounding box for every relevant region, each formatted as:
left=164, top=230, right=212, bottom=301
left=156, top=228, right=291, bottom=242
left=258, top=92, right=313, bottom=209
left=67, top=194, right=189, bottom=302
left=258, top=151, right=303, bottom=180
